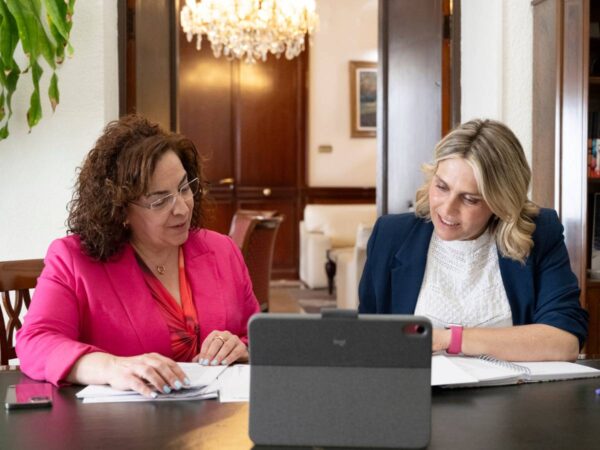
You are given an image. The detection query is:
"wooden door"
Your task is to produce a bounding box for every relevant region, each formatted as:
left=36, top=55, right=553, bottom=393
left=178, top=34, right=307, bottom=279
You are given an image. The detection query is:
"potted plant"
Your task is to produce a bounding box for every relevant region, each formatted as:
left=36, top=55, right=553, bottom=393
left=0, top=0, right=76, bottom=140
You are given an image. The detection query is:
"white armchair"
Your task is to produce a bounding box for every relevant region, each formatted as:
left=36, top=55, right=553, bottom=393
left=335, top=224, right=373, bottom=309
left=299, top=204, right=376, bottom=289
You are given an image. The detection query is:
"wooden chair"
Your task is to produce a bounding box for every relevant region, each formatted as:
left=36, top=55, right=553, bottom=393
left=0, top=259, right=44, bottom=365
left=229, top=210, right=284, bottom=311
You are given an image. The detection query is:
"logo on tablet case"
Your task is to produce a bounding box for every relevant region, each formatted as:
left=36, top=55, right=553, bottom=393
left=332, top=339, right=346, bottom=347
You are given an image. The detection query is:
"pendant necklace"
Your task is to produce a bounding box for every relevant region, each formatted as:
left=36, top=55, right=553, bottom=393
left=132, top=244, right=169, bottom=276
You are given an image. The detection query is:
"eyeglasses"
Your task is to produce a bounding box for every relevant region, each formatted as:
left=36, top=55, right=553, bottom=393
left=131, top=178, right=200, bottom=211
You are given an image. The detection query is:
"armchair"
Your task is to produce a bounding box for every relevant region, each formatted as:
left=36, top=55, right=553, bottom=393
left=229, top=210, right=284, bottom=311
left=299, top=204, right=376, bottom=290
left=335, top=224, right=373, bottom=309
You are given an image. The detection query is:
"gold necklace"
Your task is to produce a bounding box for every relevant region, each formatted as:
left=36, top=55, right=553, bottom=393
left=132, top=244, right=169, bottom=276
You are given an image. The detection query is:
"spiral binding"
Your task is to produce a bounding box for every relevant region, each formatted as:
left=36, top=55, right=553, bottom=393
left=478, top=355, right=532, bottom=376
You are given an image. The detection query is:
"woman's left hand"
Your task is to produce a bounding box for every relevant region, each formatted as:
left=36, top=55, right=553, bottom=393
left=193, top=330, right=248, bottom=366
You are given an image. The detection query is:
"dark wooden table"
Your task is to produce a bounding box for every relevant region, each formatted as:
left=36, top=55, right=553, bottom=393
left=1, top=362, right=600, bottom=450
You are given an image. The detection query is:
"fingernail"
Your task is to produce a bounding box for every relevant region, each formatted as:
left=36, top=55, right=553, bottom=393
left=184, top=377, right=191, bottom=386
left=200, top=359, right=208, bottom=366
left=221, top=359, right=228, bottom=366
left=174, top=380, right=183, bottom=390
left=210, top=359, right=218, bottom=366
left=150, top=392, right=158, bottom=399
left=163, top=385, right=171, bottom=394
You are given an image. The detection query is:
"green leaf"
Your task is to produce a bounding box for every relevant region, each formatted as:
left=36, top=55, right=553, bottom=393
left=48, top=71, right=58, bottom=111
left=0, top=123, right=9, bottom=140
left=27, top=59, right=42, bottom=129
left=48, top=18, right=65, bottom=63
left=0, top=90, right=5, bottom=122
left=67, top=0, right=75, bottom=17
left=0, top=0, right=19, bottom=67
left=6, top=0, right=56, bottom=69
left=43, top=0, right=68, bottom=40
left=2, top=59, right=20, bottom=117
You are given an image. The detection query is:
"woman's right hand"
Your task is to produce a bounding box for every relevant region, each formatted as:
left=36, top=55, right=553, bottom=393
left=105, top=353, right=190, bottom=397
left=68, top=352, right=190, bottom=398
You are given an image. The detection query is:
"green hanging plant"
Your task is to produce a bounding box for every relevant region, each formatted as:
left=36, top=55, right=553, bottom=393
left=0, top=0, right=75, bottom=140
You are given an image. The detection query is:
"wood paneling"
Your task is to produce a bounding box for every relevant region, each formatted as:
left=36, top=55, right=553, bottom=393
left=133, top=0, right=173, bottom=130
left=301, top=187, right=376, bottom=206
left=378, top=0, right=444, bottom=214
left=179, top=42, right=234, bottom=183
left=237, top=57, right=304, bottom=186
left=561, top=0, right=588, bottom=289
left=532, top=0, right=561, bottom=209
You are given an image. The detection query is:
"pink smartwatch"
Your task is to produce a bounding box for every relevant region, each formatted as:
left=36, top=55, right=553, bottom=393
left=446, top=325, right=463, bottom=354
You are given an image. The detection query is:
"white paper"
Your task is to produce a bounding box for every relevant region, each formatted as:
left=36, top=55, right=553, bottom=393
left=82, top=389, right=218, bottom=404
left=432, top=355, right=600, bottom=388
left=519, top=361, right=600, bottom=382
left=77, top=363, right=227, bottom=402
left=217, top=364, right=250, bottom=403
left=431, top=354, right=479, bottom=386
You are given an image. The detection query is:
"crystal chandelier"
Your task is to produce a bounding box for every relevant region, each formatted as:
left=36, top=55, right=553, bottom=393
left=180, top=0, right=318, bottom=63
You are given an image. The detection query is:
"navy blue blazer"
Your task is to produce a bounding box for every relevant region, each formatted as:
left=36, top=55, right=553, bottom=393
left=358, top=208, right=589, bottom=348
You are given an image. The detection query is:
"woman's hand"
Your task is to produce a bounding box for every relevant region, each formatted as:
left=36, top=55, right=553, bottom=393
left=193, top=330, right=248, bottom=366
left=68, top=352, right=190, bottom=398
left=105, top=353, right=190, bottom=397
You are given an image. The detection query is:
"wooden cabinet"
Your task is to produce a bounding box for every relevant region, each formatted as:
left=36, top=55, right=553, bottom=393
left=532, top=0, right=599, bottom=355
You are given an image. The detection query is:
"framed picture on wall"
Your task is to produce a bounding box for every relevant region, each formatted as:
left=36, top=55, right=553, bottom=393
left=349, top=61, right=377, bottom=138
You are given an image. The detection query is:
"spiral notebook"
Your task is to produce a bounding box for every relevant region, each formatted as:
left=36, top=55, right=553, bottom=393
left=432, top=354, right=600, bottom=388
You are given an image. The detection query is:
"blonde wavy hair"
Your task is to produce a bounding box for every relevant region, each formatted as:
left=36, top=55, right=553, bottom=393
left=414, top=119, right=539, bottom=263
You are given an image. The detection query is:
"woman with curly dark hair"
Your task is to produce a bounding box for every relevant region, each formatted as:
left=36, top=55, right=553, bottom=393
left=17, top=115, right=260, bottom=397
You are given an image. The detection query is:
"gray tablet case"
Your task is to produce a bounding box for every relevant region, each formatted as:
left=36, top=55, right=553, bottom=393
left=249, top=310, right=432, bottom=448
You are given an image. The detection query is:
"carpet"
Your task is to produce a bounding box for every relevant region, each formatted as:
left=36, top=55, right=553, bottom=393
left=270, top=285, right=336, bottom=313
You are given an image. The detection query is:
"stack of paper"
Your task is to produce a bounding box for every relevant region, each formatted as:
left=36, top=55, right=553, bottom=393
left=76, top=364, right=226, bottom=404
left=76, top=363, right=251, bottom=403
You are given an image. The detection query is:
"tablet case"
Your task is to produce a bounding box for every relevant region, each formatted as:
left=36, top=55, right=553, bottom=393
left=249, top=310, right=432, bottom=448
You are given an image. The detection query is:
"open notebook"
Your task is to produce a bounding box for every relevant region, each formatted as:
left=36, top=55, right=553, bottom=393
left=432, top=354, right=600, bottom=388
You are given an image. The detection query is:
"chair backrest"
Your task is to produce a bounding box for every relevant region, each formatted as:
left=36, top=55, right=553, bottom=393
left=229, top=213, right=261, bottom=251
left=0, top=259, right=44, bottom=365
left=229, top=210, right=284, bottom=311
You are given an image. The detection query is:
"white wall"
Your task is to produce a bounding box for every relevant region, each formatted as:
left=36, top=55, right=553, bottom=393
left=308, top=0, right=377, bottom=187
left=0, top=0, right=119, bottom=261
left=461, top=0, right=533, bottom=163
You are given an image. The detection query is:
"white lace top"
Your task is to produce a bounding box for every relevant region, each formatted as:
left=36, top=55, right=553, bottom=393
left=414, top=230, right=513, bottom=329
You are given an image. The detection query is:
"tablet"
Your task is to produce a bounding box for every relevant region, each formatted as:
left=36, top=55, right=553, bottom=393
left=249, top=310, right=432, bottom=448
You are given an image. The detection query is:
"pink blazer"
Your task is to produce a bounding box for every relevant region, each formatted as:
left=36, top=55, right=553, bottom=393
left=16, top=229, right=260, bottom=386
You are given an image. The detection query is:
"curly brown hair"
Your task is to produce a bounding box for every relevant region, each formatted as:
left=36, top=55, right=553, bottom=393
left=67, top=115, right=206, bottom=261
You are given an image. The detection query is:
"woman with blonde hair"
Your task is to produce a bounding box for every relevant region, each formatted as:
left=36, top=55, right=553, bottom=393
left=359, top=119, right=588, bottom=361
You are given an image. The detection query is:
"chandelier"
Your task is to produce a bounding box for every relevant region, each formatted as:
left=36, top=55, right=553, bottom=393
left=180, top=0, right=318, bottom=63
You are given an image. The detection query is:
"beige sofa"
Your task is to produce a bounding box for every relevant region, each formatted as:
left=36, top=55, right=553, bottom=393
left=299, top=204, right=376, bottom=292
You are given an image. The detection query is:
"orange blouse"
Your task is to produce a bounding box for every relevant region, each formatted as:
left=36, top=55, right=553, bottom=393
left=137, top=248, right=200, bottom=361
